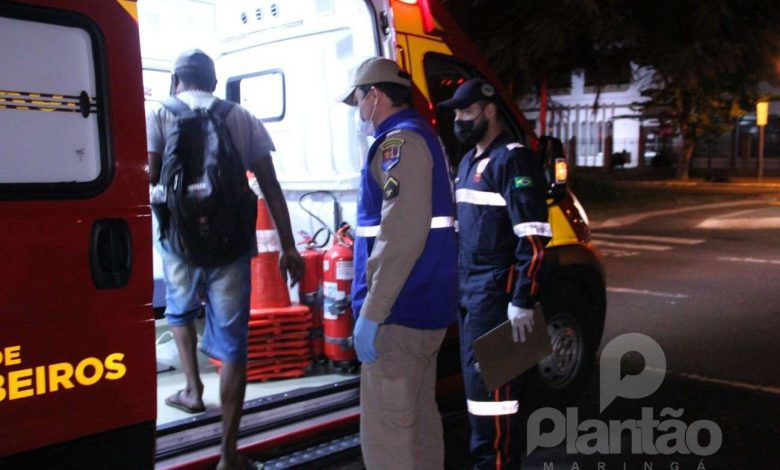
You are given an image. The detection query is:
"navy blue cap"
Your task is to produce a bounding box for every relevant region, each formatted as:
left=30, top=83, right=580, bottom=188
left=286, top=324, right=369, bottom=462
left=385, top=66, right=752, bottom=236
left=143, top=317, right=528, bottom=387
left=438, top=78, right=497, bottom=111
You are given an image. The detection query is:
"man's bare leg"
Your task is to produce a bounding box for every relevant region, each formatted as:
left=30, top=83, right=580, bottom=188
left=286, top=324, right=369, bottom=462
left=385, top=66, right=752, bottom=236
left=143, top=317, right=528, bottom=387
left=216, top=360, right=249, bottom=470
left=168, top=321, right=204, bottom=410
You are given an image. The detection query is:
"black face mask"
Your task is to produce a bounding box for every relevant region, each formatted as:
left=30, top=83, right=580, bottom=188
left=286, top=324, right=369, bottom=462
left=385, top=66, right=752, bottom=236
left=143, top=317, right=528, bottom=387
left=454, top=112, right=488, bottom=146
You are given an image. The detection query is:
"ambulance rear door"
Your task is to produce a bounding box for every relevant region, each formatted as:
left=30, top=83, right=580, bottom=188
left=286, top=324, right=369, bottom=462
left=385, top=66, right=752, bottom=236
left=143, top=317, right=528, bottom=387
left=0, top=0, right=155, bottom=466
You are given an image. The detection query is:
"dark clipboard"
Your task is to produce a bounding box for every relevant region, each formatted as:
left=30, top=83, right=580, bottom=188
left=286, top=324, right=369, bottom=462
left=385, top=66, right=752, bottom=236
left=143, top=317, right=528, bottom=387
left=473, top=303, right=552, bottom=391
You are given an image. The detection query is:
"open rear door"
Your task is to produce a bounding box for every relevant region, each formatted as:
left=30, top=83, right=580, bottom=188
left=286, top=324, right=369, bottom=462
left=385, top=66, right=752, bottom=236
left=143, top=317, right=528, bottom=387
left=0, top=1, right=155, bottom=466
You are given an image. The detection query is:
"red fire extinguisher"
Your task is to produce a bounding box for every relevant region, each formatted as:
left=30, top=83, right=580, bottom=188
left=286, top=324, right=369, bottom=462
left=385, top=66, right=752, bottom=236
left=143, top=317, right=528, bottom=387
left=322, top=224, right=357, bottom=371
left=298, top=232, right=325, bottom=363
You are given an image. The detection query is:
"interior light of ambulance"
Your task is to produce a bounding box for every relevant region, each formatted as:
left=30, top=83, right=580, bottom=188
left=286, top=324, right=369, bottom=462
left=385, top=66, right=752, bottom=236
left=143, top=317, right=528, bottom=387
left=555, top=159, right=568, bottom=184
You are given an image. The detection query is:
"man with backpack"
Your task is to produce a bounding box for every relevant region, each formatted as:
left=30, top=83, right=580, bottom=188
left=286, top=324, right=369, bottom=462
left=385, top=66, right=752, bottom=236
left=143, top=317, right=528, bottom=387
left=147, top=49, right=303, bottom=470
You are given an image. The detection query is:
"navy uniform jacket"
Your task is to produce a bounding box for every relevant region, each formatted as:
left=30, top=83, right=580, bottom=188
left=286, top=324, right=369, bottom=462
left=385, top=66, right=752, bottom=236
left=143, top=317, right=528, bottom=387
left=455, top=132, right=550, bottom=310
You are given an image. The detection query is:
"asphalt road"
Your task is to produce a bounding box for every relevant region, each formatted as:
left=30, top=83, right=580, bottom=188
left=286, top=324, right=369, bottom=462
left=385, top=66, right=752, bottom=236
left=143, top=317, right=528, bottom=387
left=595, top=197, right=780, bottom=390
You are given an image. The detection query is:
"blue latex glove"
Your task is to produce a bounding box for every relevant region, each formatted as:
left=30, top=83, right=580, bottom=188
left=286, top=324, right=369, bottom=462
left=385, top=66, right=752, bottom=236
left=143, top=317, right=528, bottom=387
left=353, top=315, right=380, bottom=364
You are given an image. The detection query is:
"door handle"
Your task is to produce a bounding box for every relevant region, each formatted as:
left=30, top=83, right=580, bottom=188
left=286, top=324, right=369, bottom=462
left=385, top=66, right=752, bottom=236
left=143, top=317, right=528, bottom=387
left=90, top=218, right=132, bottom=289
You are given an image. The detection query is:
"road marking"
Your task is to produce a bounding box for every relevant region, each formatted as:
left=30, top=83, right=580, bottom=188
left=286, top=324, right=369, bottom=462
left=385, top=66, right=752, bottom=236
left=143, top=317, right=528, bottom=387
left=600, top=249, right=641, bottom=258
left=595, top=200, right=767, bottom=229
left=607, top=287, right=689, bottom=299
left=595, top=240, right=672, bottom=251
left=715, top=207, right=765, bottom=218
left=593, top=233, right=705, bottom=245
left=717, top=256, right=780, bottom=265
left=697, top=217, right=780, bottom=229
left=646, top=367, right=780, bottom=396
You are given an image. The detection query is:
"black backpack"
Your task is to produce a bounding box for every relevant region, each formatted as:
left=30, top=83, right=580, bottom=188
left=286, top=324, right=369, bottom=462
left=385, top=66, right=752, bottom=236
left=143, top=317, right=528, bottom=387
left=153, top=97, right=257, bottom=267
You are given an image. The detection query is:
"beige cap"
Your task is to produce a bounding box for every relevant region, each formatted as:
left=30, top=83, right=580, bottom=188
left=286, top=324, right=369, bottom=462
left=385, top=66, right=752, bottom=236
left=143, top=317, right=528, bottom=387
left=337, top=57, right=412, bottom=106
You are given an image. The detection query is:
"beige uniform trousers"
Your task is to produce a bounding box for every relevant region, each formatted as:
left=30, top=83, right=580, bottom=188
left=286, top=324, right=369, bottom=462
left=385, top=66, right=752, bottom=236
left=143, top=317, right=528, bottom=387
left=360, top=324, right=448, bottom=470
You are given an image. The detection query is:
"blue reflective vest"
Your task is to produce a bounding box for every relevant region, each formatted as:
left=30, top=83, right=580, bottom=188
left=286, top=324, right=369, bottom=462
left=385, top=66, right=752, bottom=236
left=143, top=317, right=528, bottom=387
left=351, top=109, right=458, bottom=330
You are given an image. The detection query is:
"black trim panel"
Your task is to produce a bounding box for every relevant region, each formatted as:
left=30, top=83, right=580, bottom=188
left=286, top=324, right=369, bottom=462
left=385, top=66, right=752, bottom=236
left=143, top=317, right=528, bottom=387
left=0, top=420, right=155, bottom=470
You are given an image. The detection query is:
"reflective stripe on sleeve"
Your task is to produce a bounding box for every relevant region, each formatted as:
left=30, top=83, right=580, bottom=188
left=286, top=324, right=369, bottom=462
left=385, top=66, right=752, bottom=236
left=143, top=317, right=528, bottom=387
left=455, top=188, right=507, bottom=207
left=355, top=216, right=455, bottom=238
left=513, top=222, right=552, bottom=238
left=467, top=399, right=519, bottom=416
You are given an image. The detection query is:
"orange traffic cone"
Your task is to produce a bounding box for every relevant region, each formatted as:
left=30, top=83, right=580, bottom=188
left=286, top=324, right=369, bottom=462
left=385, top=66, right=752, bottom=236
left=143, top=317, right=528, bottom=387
left=241, top=173, right=311, bottom=381
left=251, top=191, right=291, bottom=309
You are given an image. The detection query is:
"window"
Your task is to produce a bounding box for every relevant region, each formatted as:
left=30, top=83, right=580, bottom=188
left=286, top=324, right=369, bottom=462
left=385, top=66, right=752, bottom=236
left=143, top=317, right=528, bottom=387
left=423, top=53, right=526, bottom=167
left=143, top=69, right=172, bottom=102
left=0, top=5, right=109, bottom=197
left=226, top=70, right=285, bottom=122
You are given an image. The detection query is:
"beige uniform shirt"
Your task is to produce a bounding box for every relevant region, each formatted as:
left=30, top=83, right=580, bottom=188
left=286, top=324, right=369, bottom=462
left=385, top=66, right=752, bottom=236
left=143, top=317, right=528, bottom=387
left=360, top=130, right=434, bottom=324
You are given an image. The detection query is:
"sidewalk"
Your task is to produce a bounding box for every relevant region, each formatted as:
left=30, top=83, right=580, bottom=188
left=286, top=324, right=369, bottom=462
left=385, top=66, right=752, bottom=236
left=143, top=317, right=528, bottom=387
left=570, top=169, right=780, bottom=223
left=572, top=167, right=780, bottom=193
left=613, top=176, right=780, bottom=191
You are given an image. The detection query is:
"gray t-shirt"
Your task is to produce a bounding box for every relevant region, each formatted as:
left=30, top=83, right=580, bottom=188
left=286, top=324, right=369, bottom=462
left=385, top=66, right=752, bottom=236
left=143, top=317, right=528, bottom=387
left=145, top=90, right=275, bottom=170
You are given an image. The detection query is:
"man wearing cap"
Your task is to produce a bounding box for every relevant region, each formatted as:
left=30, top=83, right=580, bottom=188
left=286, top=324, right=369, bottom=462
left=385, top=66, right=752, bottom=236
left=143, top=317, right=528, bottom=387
left=147, top=49, right=303, bottom=470
left=339, top=57, right=458, bottom=469
left=439, top=78, right=550, bottom=469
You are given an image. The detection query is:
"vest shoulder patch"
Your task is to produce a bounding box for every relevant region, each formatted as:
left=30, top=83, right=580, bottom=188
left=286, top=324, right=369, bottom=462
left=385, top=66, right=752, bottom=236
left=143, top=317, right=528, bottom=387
left=506, top=142, right=524, bottom=151
left=380, top=137, right=405, bottom=171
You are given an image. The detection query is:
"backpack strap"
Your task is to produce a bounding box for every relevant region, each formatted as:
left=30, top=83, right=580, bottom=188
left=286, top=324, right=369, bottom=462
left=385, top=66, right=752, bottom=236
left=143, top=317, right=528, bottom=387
left=161, top=96, right=191, bottom=116
left=208, top=98, right=235, bottom=120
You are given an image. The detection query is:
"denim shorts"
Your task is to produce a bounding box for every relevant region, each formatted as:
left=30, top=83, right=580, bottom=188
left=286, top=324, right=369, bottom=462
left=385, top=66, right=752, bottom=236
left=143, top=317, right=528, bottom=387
left=158, top=240, right=251, bottom=363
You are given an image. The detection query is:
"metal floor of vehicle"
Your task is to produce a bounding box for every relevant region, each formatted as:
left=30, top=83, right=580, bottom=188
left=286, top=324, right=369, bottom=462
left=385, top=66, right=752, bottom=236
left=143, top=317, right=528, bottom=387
left=155, top=319, right=358, bottom=427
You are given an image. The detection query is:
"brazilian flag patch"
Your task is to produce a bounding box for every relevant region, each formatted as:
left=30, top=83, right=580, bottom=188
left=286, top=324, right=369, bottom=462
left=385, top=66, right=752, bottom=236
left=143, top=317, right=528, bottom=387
left=514, top=176, right=533, bottom=189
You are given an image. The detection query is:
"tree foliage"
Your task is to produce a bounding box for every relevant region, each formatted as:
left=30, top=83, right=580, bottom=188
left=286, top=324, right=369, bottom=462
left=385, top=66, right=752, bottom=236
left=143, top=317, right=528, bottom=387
left=442, top=0, right=780, bottom=179
left=618, top=0, right=779, bottom=179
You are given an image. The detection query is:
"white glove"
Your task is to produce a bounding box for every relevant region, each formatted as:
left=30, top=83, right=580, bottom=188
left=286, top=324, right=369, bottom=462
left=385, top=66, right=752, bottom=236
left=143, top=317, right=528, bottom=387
left=508, top=304, right=534, bottom=343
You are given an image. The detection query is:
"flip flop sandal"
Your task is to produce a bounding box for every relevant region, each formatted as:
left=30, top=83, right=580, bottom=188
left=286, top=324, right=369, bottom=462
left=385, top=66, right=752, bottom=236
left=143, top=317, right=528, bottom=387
left=164, top=389, right=206, bottom=414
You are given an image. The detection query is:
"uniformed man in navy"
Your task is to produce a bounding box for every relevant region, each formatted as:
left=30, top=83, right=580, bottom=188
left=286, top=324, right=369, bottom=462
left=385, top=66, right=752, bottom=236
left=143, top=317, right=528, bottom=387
left=439, top=78, right=551, bottom=469
left=338, top=57, right=458, bottom=469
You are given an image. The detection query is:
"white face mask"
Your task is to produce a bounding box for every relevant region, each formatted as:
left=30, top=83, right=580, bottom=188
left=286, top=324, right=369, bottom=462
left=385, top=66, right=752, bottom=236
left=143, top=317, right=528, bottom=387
left=357, top=88, right=377, bottom=137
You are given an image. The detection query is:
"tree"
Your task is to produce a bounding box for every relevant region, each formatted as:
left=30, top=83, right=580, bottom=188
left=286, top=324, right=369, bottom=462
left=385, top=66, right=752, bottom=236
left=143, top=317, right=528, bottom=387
left=442, top=0, right=620, bottom=133
left=443, top=0, right=780, bottom=180
left=618, top=0, right=780, bottom=180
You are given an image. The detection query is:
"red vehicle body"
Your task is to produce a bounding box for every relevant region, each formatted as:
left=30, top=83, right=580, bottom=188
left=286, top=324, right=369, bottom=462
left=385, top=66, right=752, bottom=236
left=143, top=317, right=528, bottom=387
left=0, top=0, right=155, bottom=467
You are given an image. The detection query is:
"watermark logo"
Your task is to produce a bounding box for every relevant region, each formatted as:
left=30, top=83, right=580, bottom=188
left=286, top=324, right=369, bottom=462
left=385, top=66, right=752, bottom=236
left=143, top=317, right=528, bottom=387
left=527, top=333, right=722, bottom=458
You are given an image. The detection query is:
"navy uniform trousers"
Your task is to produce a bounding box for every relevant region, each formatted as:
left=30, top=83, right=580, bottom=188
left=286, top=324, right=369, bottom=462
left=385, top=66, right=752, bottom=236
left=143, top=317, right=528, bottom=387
left=459, top=268, right=524, bottom=470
